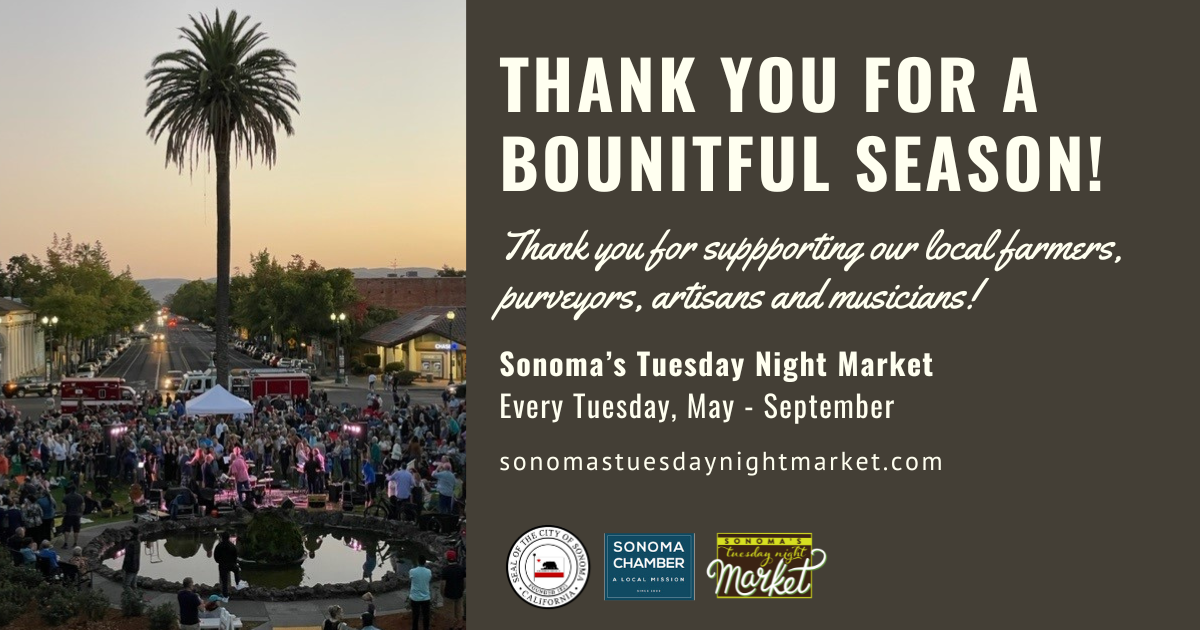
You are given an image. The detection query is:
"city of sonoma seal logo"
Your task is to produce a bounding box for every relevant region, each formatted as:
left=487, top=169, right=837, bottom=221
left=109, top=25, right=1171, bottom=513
left=508, top=526, right=590, bottom=608
left=707, top=533, right=827, bottom=598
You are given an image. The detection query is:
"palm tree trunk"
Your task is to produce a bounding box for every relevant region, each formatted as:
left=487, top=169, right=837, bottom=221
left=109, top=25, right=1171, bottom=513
left=214, top=138, right=232, bottom=389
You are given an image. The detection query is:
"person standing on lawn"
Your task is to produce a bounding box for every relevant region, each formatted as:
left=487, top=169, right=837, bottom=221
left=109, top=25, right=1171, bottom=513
left=34, top=488, right=55, bottom=546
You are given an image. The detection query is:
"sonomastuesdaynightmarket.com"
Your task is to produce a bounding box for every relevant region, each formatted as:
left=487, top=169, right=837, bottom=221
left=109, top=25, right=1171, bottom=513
left=499, top=452, right=943, bottom=476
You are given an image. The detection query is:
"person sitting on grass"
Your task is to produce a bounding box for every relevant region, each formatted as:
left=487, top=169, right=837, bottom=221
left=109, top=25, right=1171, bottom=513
left=100, top=493, right=126, bottom=517
left=82, top=491, right=102, bottom=516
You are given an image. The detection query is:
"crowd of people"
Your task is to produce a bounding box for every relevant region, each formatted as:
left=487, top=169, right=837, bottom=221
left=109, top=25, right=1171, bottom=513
left=0, top=375, right=467, bottom=628
left=0, top=381, right=466, bottom=518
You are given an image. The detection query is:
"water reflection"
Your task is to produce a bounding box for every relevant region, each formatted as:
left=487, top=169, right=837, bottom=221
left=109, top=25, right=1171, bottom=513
left=103, top=526, right=430, bottom=589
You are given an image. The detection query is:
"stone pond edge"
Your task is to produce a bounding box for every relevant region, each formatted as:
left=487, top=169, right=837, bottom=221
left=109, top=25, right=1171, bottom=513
left=84, top=508, right=447, bottom=602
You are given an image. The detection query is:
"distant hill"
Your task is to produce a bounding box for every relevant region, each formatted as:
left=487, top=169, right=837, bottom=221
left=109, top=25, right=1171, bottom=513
left=138, top=278, right=192, bottom=303
left=138, top=267, right=440, bottom=303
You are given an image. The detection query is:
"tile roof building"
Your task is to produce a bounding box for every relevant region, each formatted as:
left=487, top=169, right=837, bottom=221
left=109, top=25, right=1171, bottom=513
left=360, top=306, right=466, bottom=381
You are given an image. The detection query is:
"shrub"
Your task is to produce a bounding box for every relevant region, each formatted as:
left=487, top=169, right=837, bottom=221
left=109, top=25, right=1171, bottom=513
left=393, top=370, right=421, bottom=386
left=0, top=586, right=20, bottom=608
left=362, top=353, right=382, bottom=368
left=237, top=511, right=305, bottom=564
left=121, top=587, right=146, bottom=617
left=36, top=582, right=67, bottom=603
left=148, top=602, right=179, bottom=630
left=384, top=361, right=406, bottom=373
left=0, top=601, right=23, bottom=627
left=6, top=565, right=44, bottom=590
left=77, top=588, right=110, bottom=621
left=39, top=590, right=78, bottom=626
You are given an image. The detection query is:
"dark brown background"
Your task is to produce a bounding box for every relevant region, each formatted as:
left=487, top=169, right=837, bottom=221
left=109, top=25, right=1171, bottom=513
left=468, top=1, right=1194, bottom=626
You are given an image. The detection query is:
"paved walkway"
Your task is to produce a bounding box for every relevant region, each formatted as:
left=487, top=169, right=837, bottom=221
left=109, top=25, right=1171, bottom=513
left=79, top=521, right=428, bottom=630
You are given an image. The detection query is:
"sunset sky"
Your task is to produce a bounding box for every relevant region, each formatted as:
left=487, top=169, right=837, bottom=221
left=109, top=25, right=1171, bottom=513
left=0, top=1, right=465, bottom=280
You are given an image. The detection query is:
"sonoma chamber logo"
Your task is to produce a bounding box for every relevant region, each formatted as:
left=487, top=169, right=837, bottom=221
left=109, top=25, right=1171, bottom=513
left=707, top=533, right=827, bottom=599
left=508, top=525, right=590, bottom=608
left=604, top=533, right=695, bottom=600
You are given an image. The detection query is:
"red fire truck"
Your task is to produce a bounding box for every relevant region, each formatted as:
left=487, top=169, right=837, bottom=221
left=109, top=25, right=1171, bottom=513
left=247, top=372, right=310, bottom=400
left=60, top=377, right=139, bottom=413
left=190, top=369, right=310, bottom=401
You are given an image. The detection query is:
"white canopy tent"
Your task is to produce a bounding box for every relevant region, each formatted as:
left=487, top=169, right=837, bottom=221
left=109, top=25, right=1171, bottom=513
left=185, top=385, right=253, bottom=416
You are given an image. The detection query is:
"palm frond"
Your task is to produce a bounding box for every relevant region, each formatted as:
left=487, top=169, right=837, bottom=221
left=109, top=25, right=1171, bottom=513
left=145, top=9, right=299, bottom=172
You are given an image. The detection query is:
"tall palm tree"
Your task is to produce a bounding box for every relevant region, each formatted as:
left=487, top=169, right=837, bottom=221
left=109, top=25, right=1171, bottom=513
left=145, top=10, right=298, bottom=388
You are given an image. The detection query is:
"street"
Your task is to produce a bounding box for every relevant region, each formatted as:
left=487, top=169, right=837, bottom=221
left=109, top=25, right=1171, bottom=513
left=4, top=326, right=446, bottom=416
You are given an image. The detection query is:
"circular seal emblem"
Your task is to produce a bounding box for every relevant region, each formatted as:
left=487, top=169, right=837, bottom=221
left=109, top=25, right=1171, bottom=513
left=507, top=525, right=589, bottom=608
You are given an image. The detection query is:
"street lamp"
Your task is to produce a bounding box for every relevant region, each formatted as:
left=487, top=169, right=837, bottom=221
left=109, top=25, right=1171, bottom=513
left=445, top=310, right=456, bottom=382
left=330, top=312, right=347, bottom=384
left=41, top=315, right=59, bottom=379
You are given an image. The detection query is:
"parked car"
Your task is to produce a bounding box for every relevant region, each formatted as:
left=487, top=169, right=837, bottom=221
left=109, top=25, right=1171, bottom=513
left=296, top=361, right=318, bottom=378
left=2, top=376, right=61, bottom=398
left=74, top=368, right=96, bottom=378
left=78, top=361, right=100, bottom=374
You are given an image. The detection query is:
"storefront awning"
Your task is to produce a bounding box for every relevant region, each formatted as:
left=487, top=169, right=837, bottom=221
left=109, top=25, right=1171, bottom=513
left=359, top=306, right=466, bottom=347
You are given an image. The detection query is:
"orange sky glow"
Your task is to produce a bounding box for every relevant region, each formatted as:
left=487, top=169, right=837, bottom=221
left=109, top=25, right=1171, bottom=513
left=0, top=1, right=465, bottom=279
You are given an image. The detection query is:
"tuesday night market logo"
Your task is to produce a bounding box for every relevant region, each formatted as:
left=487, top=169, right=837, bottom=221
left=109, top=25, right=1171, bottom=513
left=707, top=533, right=827, bottom=598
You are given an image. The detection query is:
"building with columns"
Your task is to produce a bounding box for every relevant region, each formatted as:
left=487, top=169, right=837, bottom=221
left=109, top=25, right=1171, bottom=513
left=0, top=297, right=46, bottom=383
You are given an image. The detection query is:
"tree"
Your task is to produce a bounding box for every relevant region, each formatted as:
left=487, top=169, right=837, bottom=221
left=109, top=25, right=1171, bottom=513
left=437, top=264, right=467, bottom=277
left=22, top=236, right=155, bottom=372
left=4, top=254, right=47, bottom=299
left=145, top=9, right=299, bottom=388
left=167, top=279, right=217, bottom=324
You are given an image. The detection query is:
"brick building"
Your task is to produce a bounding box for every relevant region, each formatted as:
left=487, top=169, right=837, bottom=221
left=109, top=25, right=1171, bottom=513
left=354, top=277, right=466, bottom=315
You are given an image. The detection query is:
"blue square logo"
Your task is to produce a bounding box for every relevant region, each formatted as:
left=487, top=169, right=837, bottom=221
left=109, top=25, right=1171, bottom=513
left=604, top=533, right=695, bottom=601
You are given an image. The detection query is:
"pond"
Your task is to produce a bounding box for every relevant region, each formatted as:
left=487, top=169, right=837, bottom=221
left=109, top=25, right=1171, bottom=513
left=102, top=525, right=431, bottom=589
